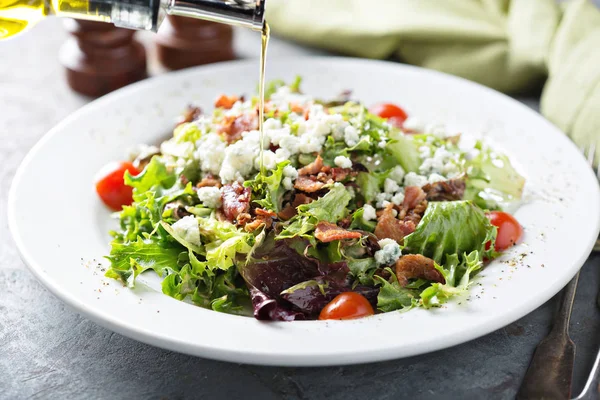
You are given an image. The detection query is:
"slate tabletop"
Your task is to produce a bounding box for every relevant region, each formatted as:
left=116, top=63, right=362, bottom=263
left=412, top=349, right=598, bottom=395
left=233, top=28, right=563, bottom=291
left=1, top=18, right=600, bottom=400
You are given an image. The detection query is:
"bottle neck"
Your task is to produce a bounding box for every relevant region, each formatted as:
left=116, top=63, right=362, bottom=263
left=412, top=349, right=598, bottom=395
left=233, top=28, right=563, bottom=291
left=50, top=0, right=264, bottom=34
left=166, top=0, right=264, bottom=32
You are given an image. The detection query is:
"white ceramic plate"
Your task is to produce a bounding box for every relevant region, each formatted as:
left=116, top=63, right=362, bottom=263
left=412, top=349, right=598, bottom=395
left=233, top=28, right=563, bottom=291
left=9, top=57, right=600, bottom=366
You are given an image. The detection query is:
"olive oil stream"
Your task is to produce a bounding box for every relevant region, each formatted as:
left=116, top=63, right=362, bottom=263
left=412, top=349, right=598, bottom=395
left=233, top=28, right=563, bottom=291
left=257, top=21, right=269, bottom=177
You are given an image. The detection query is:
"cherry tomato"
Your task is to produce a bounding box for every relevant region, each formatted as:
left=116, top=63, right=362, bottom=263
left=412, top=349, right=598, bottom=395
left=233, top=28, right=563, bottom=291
left=319, top=292, right=375, bottom=320
left=486, top=211, right=523, bottom=251
left=95, top=161, right=140, bottom=211
left=369, top=103, right=408, bottom=128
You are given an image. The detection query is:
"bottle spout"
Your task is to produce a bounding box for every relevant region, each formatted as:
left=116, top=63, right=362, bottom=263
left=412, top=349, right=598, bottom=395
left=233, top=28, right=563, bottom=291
left=166, top=0, right=265, bottom=31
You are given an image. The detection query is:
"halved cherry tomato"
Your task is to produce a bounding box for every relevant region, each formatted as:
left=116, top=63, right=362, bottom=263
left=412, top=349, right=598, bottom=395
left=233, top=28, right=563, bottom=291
left=319, top=292, right=375, bottom=320
left=369, top=103, right=408, bottom=128
left=486, top=211, right=523, bottom=251
left=95, top=161, right=140, bottom=211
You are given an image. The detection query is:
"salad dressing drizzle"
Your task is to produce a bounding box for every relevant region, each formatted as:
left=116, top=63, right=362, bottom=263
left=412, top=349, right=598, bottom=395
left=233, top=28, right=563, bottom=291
left=257, top=21, right=270, bottom=177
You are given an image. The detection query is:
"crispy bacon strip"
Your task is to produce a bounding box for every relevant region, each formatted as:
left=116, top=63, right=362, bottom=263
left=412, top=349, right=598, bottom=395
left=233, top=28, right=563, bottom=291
left=422, top=179, right=465, bottom=202
left=221, top=182, right=251, bottom=223
left=244, top=209, right=277, bottom=232
left=374, top=204, right=416, bottom=243
left=314, top=221, right=362, bottom=243
left=403, top=186, right=427, bottom=210
left=218, top=114, right=258, bottom=143
left=196, top=175, right=221, bottom=188
left=294, top=175, right=326, bottom=193
left=214, top=94, right=240, bottom=109
left=298, top=155, right=324, bottom=176
left=176, top=105, right=202, bottom=126
left=395, top=254, right=445, bottom=287
left=278, top=193, right=314, bottom=220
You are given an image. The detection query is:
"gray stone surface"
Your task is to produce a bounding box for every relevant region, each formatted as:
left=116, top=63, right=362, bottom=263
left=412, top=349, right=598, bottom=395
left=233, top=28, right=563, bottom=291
left=1, top=17, right=600, bottom=400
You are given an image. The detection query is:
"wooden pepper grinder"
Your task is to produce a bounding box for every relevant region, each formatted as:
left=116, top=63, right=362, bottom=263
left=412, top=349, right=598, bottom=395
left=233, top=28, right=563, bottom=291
left=59, top=19, right=148, bottom=98
left=154, top=16, right=235, bottom=71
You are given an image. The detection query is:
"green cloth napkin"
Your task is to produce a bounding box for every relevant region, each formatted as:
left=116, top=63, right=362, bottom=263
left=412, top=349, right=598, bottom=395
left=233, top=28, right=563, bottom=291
left=266, top=0, right=600, bottom=160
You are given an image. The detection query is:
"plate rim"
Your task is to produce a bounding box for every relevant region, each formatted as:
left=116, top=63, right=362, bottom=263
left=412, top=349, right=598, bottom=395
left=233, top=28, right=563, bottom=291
left=8, top=55, right=600, bottom=366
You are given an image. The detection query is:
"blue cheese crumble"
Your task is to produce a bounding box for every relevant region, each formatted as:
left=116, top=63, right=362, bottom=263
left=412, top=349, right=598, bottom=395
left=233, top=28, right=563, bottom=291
left=374, top=238, right=402, bottom=266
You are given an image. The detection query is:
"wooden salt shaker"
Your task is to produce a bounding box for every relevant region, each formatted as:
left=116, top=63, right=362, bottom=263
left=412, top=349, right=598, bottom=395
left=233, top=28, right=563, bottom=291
left=154, top=16, right=234, bottom=71
left=59, top=20, right=148, bottom=98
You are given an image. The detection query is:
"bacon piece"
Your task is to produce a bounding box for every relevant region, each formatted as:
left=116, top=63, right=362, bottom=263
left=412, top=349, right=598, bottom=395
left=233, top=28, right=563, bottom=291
left=218, top=114, right=258, bottom=143
left=422, top=179, right=466, bottom=202
left=221, top=182, right=252, bottom=223
left=395, top=254, right=445, bottom=287
left=403, top=186, right=427, bottom=210
left=374, top=204, right=416, bottom=243
left=214, top=94, right=240, bottom=109
left=297, top=155, right=324, bottom=176
left=278, top=193, right=314, bottom=220
left=244, top=209, right=277, bottom=232
left=294, top=175, right=326, bottom=193
left=196, top=174, right=221, bottom=189
left=176, top=105, right=202, bottom=126
left=290, top=103, right=305, bottom=114
left=314, top=221, right=362, bottom=243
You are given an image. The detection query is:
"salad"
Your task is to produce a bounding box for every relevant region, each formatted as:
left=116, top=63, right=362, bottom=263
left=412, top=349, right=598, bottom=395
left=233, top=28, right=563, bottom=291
left=96, top=78, right=525, bottom=321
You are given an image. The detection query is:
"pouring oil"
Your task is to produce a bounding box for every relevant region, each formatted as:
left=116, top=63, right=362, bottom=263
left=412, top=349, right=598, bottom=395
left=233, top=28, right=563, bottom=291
left=257, top=21, right=269, bottom=177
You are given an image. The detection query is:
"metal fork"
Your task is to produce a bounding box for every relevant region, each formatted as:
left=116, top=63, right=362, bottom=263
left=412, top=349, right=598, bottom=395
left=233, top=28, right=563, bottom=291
left=517, top=143, right=600, bottom=399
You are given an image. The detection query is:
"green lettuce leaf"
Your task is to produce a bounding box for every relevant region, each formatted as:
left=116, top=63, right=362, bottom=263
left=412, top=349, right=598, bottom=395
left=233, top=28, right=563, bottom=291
left=349, top=207, right=376, bottom=232
left=403, top=201, right=495, bottom=265
left=276, top=183, right=352, bottom=241
left=249, top=161, right=289, bottom=213
left=384, top=130, right=421, bottom=173
left=173, top=122, right=202, bottom=143
left=356, top=172, right=382, bottom=203
left=420, top=251, right=482, bottom=308
left=106, top=235, right=183, bottom=287
left=197, top=216, right=252, bottom=271
left=125, top=156, right=176, bottom=194
left=464, top=147, right=525, bottom=210
left=375, top=268, right=419, bottom=312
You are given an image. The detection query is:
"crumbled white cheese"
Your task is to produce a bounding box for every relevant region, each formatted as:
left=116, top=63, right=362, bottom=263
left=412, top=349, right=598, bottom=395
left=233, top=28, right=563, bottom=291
left=376, top=192, right=392, bottom=209
left=194, top=133, right=226, bottom=175
left=172, top=215, right=201, bottom=246
left=428, top=173, right=446, bottom=184
left=219, top=138, right=257, bottom=183
left=283, top=165, right=298, bottom=179
left=161, top=139, right=194, bottom=158
left=264, top=118, right=282, bottom=130
left=344, top=125, right=359, bottom=147
left=443, top=162, right=461, bottom=178
left=197, top=186, right=222, bottom=209
left=267, top=125, right=292, bottom=147
left=419, top=145, right=432, bottom=159
left=334, top=156, right=353, bottom=169
left=391, top=191, right=405, bottom=205
left=374, top=239, right=402, bottom=266
left=282, top=177, right=294, bottom=190
left=388, top=165, right=405, bottom=184
left=404, top=172, right=428, bottom=187
left=362, top=204, right=377, bottom=222
left=298, top=134, right=325, bottom=154
left=282, top=165, right=298, bottom=190
left=269, top=86, right=312, bottom=111
left=254, top=150, right=278, bottom=171
left=384, top=178, right=401, bottom=194
left=274, top=148, right=292, bottom=163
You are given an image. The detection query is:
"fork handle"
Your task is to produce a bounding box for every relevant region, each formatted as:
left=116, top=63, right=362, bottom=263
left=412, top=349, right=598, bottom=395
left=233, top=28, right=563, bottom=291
left=573, top=348, right=600, bottom=399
